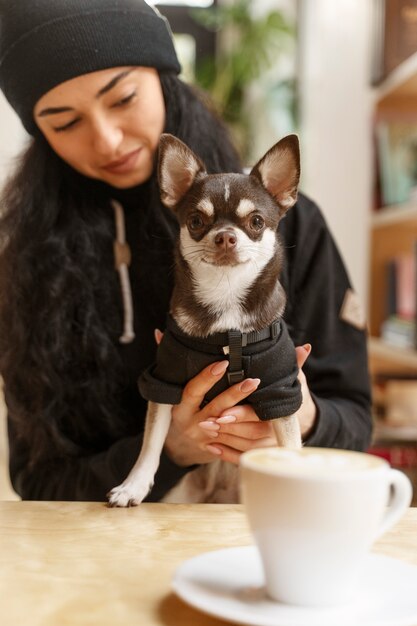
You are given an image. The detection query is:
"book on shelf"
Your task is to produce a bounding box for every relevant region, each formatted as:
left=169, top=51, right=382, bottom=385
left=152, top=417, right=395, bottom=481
left=375, top=120, right=417, bottom=207
left=368, top=443, right=417, bottom=469
left=380, top=245, right=417, bottom=349
left=381, top=315, right=415, bottom=348
left=369, top=415, right=417, bottom=472
left=370, top=407, right=417, bottom=472
left=385, top=253, right=415, bottom=318
left=369, top=445, right=417, bottom=504
left=373, top=373, right=417, bottom=424
left=386, top=257, right=397, bottom=317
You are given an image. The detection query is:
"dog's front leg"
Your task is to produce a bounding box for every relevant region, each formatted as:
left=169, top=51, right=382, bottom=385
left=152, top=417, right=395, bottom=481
left=107, top=401, right=173, bottom=507
left=272, top=414, right=302, bottom=449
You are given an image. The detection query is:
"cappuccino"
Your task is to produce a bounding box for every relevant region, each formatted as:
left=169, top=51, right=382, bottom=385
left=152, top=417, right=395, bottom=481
left=240, top=446, right=412, bottom=607
left=245, top=447, right=383, bottom=476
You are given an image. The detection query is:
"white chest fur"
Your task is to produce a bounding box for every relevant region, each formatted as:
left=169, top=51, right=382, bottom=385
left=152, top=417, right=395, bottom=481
left=178, top=226, right=276, bottom=332
left=191, top=262, right=255, bottom=330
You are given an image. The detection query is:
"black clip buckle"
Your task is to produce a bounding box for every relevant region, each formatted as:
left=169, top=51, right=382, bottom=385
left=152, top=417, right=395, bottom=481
left=227, top=370, right=245, bottom=385
left=271, top=321, right=279, bottom=339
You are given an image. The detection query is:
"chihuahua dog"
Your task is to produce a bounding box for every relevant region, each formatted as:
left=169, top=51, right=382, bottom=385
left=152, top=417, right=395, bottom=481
left=108, top=133, right=303, bottom=506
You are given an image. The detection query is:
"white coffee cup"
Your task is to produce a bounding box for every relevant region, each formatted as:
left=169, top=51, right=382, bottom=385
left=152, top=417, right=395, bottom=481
left=240, top=447, right=413, bottom=607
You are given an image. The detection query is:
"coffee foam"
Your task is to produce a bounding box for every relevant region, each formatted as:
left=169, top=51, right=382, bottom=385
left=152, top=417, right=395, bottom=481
left=243, top=448, right=384, bottom=476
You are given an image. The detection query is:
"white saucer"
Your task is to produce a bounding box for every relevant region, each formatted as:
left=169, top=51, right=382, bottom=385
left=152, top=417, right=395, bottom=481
left=172, top=545, right=417, bottom=626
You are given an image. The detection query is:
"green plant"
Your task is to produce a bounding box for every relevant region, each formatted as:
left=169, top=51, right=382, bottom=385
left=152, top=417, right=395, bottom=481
left=193, top=0, right=294, bottom=156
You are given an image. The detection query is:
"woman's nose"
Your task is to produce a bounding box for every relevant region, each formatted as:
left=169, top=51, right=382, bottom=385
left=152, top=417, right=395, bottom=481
left=91, top=116, right=123, bottom=156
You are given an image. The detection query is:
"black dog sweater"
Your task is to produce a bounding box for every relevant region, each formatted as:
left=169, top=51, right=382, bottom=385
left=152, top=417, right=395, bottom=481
left=139, top=315, right=302, bottom=420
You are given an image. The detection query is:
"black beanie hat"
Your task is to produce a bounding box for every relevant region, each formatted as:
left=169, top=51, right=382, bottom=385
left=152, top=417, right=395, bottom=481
left=0, top=0, right=181, bottom=135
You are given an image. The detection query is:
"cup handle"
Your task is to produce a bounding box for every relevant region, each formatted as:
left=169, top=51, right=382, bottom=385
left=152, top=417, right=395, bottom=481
left=374, top=469, right=413, bottom=540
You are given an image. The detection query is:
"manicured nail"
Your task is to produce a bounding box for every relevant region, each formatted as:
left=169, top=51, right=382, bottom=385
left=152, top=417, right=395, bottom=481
left=217, top=415, right=236, bottom=424
left=199, top=421, right=220, bottom=431
left=211, top=361, right=229, bottom=376
left=240, top=378, right=260, bottom=393
left=206, top=444, right=222, bottom=456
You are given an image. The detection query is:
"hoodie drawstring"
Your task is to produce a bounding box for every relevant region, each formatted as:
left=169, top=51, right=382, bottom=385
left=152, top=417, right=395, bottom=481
left=111, top=199, right=135, bottom=344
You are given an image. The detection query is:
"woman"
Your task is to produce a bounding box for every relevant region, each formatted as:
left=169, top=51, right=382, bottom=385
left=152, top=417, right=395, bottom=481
left=0, top=0, right=372, bottom=502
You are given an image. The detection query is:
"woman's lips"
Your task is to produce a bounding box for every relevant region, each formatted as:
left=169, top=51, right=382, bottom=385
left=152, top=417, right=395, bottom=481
left=101, top=148, right=142, bottom=174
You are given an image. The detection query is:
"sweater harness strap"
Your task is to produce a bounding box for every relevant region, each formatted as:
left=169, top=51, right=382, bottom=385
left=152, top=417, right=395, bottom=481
left=166, top=316, right=281, bottom=386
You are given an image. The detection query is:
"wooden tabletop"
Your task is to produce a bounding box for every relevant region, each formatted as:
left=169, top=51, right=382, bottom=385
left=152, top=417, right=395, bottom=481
left=1, top=502, right=417, bottom=626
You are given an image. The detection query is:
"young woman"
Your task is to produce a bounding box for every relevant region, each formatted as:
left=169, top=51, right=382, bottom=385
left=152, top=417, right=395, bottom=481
left=0, top=0, right=372, bottom=502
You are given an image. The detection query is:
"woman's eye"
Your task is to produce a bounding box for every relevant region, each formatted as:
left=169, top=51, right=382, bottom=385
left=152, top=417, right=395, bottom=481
left=113, top=91, right=137, bottom=108
left=250, top=214, right=265, bottom=230
left=187, top=214, right=204, bottom=231
left=53, top=118, right=80, bottom=132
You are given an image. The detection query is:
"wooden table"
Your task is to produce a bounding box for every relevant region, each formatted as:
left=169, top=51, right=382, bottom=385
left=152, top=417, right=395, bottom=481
left=1, top=502, right=416, bottom=626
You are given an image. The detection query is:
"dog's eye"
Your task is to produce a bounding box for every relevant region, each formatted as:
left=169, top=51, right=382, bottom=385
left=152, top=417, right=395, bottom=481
left=250, top=215, right=265, bottom=230
left=187, top=214, right=205, bottom=231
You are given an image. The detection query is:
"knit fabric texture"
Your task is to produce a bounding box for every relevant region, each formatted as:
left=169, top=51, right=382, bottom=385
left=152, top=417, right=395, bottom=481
left=0, top=0, right=181, bottom=134
left=139, top=315, right=303, bottom=420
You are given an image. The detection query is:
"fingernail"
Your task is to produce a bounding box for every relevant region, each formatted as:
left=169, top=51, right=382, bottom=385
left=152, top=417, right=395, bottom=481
left=217, top=415, right=236, bottom=424
left=240, top=378, right=260, bottom=393
left=211, top=361, right=229, bottom=376
left=199, top=421, right=220, bottom=431
left=206, top=444, right=222, bottom=456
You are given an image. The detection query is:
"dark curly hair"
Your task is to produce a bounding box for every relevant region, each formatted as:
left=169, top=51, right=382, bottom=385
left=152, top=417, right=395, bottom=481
left=0, top=72, right=241, bottom=463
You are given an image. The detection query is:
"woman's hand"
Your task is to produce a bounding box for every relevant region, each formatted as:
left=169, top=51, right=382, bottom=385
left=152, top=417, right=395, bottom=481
left=164, top=360, right=261, bottom=466
left=160, top=324, right=316, bottom=467
left=196, top=344, right=316, bottom=465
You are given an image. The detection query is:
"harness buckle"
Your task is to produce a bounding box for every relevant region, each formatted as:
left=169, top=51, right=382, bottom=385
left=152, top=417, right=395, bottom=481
left=227, top=370, right=245, bottom=385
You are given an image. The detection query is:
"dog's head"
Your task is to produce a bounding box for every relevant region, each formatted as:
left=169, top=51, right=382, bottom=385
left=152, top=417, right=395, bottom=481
left=157, top=134, right=300, bottom=272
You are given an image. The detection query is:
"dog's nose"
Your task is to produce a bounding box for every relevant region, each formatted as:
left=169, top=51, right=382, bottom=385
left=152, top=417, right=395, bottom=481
left=214, top=230, right=237, bottom=250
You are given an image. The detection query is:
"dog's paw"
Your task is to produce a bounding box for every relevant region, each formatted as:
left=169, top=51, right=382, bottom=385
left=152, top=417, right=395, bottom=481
left=107, top=480, right=152, bottom=508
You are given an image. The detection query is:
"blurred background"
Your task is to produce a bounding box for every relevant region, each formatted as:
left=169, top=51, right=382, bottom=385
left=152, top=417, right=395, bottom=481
left=0, top=0, right=416, bottom=501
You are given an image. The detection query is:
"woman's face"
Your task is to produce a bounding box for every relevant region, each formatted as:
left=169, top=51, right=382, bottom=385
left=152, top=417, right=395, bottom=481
left=34, top=66, right=166, bottom=188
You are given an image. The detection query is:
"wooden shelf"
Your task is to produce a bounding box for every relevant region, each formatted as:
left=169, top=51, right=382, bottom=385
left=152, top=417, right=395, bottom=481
left=369, top=216, right=417, bottom=335
left=373, top=423, right=417, bottom=442
left=374, top=50, right=417, bottom=104
left=371, top=203, right=417, bottom=228
left=368, top=337, right=417, bottom=370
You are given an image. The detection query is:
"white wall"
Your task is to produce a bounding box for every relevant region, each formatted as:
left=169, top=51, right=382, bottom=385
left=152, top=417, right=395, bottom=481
left=246, top=0, right=298, bottom=163
left=0, top=92, right=27, bottom=189
left=0, top=97, right=29, bottom=500
left=298, top=0, right=374, bottom=308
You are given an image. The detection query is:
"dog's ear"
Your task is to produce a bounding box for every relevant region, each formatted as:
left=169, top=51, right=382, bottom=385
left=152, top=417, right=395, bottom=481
left=158, top=134, right=206, bottom=209
left=250, top=134, right=300, bottom=215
